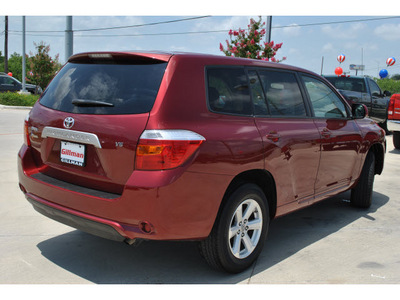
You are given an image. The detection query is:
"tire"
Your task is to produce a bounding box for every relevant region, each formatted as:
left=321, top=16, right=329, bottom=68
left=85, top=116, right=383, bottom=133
left=351, top=151, right=375, bottom=208
left=379, top=120, right=390, bottom=135
left=393, top=131, right=400, bottom=149
left=199, top=183, right=269, bottom=273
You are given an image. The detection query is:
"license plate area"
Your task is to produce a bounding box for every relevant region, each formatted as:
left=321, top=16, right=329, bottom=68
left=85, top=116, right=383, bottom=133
left=60, top=141, right=86, bottom=167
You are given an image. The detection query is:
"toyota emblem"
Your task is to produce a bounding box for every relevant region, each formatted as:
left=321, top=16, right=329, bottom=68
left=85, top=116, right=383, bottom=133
left=63, top=117, right=75, bottom=129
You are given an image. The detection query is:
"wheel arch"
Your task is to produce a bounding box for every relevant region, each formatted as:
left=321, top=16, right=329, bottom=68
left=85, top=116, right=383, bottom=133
left=217, top=169, right=277, bottom=221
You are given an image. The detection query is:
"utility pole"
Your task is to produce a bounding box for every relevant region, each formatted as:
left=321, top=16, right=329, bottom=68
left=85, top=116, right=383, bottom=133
left=321, top=56, right=324, bottom=75
left=4, top=16, right=8, bottom=73
left=65, top=16, right=73, bottom=62
left=265, top=16, right=272, bottom=43
left=22, top=16, right=26, bottom=92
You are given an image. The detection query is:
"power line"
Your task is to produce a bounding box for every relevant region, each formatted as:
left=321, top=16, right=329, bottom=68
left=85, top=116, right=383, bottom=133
left=7, top=16, right=211, bottom=33
left=6, top=16, right=400, bottom=38
left=272, top=16, right=400, bottom=29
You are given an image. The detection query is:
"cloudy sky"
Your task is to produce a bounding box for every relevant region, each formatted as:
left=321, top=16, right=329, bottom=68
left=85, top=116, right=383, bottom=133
left=2, top=1, right=400, bottom=78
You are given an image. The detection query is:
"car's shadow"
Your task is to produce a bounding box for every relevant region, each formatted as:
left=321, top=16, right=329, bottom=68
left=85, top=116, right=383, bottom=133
left=37, top=191, right=389, bottom=284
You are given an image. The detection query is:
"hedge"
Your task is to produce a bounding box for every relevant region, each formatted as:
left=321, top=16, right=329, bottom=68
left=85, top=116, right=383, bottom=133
left=376, top=79, right=400, bottom=94
left=0, top=92, right=40, bottom=107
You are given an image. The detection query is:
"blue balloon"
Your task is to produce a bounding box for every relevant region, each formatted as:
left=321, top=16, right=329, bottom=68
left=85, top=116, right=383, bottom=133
left=379, top=69, right=388, bottom=78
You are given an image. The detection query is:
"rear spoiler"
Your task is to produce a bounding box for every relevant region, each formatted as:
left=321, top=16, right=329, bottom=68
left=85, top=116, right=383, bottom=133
left=68, top=51, right=172, bottom=64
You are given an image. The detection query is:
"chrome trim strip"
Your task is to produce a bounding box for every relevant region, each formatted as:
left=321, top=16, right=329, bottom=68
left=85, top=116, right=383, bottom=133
left=41, top=127, right=102, bottom=148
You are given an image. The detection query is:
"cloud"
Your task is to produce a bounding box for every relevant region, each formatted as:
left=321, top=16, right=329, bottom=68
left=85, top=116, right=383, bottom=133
left=322, top=43, right=334, bottom=52
left=321, top=23, right=366, bottom=40
left=282, top=24, right=301, bottom=37
left=374, top=23, right=400, bottom=40
left=192, top=16, right=250, bottom=33
left=273, top=23, right=301, bottom=37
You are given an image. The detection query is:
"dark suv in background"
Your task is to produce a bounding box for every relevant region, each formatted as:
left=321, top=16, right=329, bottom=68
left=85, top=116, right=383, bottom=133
left=18, top=52, right=385, bottom=273
left=324, top=75, right=390, bottom=132
left=0, top=72, right=42, bottom=94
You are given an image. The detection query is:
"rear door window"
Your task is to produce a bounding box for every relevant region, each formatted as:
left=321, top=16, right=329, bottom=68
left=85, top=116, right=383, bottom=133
left=258, top=70, right=307, bottom=117
left=207, top=67, right=252, bottom=116
left=248, top=70, right=269, bottom=115
left=39, top=62, right=167, bottom=115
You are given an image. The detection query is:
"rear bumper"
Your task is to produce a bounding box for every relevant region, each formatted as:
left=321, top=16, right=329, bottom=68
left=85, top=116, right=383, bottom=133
left=18, top=144, right=231, bottom=242
left=26, top=193, right=128, bottom=242
left=388, top=120, right=400, bottom=132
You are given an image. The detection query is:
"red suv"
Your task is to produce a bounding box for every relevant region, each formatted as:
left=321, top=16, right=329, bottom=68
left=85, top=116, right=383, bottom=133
left=18, top=52, right=385, bottom=273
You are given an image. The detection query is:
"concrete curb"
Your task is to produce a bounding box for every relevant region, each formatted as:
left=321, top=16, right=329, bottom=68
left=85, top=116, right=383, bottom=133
left=0, top=104, right=32, bottom=110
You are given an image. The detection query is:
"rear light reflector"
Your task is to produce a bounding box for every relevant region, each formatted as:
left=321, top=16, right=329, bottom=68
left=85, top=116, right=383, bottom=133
left=135, top=130, right=205, bottom=170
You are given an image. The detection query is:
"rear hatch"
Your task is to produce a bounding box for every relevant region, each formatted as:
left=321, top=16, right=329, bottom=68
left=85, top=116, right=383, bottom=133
left=26, top=52, right=171, bottom=195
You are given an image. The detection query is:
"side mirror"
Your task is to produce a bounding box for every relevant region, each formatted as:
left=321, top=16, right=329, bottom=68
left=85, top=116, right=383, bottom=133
left=384, top=90, right=392, bottom=97
left=352, top=103, right=368, bottom=119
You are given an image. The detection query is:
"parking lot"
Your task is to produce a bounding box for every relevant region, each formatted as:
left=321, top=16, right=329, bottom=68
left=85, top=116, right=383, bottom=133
left=1, top=107, right=399, bottom=285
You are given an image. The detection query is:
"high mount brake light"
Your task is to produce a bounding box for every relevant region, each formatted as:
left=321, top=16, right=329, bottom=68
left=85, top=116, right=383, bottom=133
left=135, top=130, right=205, bottom=170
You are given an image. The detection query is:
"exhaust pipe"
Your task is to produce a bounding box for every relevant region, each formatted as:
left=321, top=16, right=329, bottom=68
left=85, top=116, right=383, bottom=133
left=124, top=238, right=136, bottom=245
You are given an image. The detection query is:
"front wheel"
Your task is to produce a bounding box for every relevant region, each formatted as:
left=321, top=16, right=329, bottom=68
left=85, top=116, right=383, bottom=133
left=351, top=151, right=375, bottom=208
left=393, top=131, right=400, bottom=149
left=199, top=184, right=269, bottom=273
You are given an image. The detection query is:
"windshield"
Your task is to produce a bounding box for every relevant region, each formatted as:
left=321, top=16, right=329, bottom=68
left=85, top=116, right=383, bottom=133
left=39, top=61, right=167, bottom=115
left=325, top=77, right=366, bottom=93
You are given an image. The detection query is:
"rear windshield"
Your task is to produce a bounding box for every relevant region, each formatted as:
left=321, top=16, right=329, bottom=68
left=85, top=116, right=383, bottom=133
left=39, top=61, right=167, bottom=114
left=325, top=77, right=366, bottom=93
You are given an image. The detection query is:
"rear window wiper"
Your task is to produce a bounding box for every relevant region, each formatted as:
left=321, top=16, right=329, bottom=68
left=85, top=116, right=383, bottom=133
left=72, top=99, right=114, bottom=107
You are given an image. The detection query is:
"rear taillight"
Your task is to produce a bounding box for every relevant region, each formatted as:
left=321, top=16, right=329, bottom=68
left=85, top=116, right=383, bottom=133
left=388, top=97, right=395, bottom=120
left=135, top=130, right=205, bottom=170
left=24, top=114, right=31, bottom=146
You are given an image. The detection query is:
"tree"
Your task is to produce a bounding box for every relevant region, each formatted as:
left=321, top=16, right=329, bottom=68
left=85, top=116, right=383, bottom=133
left=391, top=74, right=400, bottom=81
left=219, top=17, right=286, bottom=62
left=27, top=41, right=62, bottom=89
left=0, top=52, right=30, bottom=82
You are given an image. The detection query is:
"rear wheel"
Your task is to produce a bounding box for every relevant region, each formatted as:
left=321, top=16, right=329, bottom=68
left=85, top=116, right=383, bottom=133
left=393, top=131, right=400, bottom=149
left=351, top=151, right=375, bottom=208
left=199, top=183, right=269, bottom=273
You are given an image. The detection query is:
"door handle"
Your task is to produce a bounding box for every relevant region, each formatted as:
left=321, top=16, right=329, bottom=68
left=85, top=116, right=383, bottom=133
left=266, top=131, right=280, bottom=142
left=321, top=128, right=331, bottom=138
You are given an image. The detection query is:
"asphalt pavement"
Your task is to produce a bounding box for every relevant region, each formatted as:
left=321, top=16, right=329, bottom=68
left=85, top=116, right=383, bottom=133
left=1, top=107, right=399, bottom=288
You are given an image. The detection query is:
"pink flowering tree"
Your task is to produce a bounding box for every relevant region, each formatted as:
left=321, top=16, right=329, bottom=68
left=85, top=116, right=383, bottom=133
left=219, top=17, right=286, bottom=62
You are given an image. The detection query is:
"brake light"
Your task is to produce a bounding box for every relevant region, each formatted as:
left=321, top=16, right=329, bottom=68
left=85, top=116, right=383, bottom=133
left=388, top=95, right=397, bottom=120
left=24, top=114, right=31, bottom=146
left=135, top=130, right=205, bottom=170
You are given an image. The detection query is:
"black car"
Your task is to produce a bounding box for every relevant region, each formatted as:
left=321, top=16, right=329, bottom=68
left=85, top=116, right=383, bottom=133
left=0, top=72, right=42, bottom=95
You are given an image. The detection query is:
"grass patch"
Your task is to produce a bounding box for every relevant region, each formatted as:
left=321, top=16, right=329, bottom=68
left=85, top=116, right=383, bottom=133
left=0, top=92, right=40, bottom=107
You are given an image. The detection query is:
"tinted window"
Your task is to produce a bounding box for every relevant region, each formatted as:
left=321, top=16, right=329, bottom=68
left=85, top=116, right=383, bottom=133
left=368, top=78, right=381, bottom=96
left=248, top=70, right=268, bottom=115
left=0, top=76, right=16, bottom=85
left=39, top=62, right=167, bottom=115
left=325, top=77, right=366, bottom=93
left=258, top=70, right=306, bottom=117
left=207, top=68, right=252, bottom=115
left=303, top=76, right=348, bottom=118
